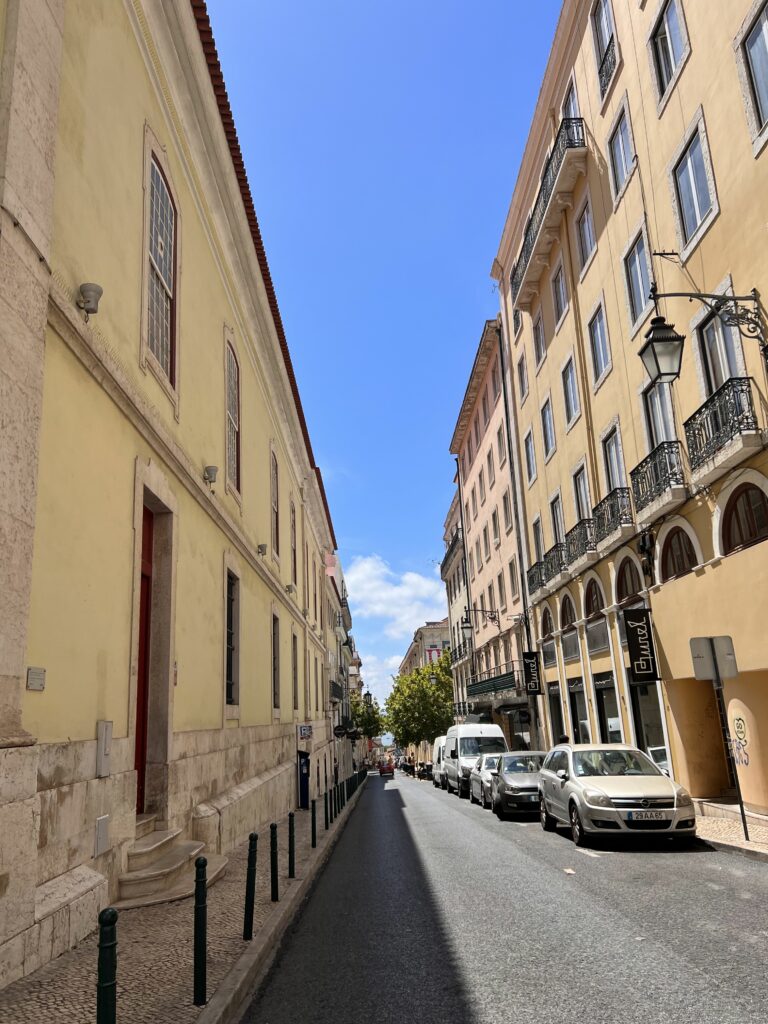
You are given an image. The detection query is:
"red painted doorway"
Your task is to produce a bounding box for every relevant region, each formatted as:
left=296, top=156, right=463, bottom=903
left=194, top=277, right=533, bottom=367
left=135, top=506, right=154, bottom=813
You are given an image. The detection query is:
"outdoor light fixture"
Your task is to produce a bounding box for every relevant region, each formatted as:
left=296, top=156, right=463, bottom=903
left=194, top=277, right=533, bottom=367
left=364, top=690, right=372, bottom=707
left=257, top=543, right=268, bottom=556
left=285, top=583, right=296, bottom=596
left=460, top=615, right=473, bottom=642
left=429, top=672, right=437, bottom=685
left=639, top=315, right=686, bottom=386
left=202, top=466, right=218, bottom=492
left=76, top=282, right=103, bottom=318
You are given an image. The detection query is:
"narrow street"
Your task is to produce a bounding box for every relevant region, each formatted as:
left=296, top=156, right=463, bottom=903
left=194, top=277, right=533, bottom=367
left=242, top=773, right=768, bottom=1024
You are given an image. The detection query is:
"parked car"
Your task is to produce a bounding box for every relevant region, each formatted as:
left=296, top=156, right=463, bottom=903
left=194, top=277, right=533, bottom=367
left=490, top=752, right=546, bottom=817
left=539, top=744, right=696, bottom=846
left=432, top=736, right=447, bottom=789
left=444, top=724, right=507, bottom=797
left=379, top=761, right=394, bottom=777
left=469, top=755, right=501, bottom=808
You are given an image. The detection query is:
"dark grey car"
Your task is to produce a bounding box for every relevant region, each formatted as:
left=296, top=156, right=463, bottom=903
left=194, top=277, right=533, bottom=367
left=490, top=752, right=546, bottom=817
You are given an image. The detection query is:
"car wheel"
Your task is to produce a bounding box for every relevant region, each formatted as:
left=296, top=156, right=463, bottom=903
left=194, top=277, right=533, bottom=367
left=569, top=802, right=589, bottom=846
left=482, top=788, right=489, bottom=810
left=469, top=785, right=476, bottom=804
left=540, top=799, right=556, bottom=832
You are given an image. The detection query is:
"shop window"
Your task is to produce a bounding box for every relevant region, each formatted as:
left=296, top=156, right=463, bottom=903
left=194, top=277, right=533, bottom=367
left=616, top=558, right=642, bottom=603
left=661, top=526, right=697, bottom=580
left=723, top=483, right=768, bottom=554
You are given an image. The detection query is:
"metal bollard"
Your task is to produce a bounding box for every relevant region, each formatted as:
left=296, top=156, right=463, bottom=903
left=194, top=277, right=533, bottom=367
left=270, top=823, right=279, bottom=902
left=331, top=786, right=336, bottom=821
left=96, top=907, right=118, bottom=1024
left=242, top=832, right=258, bottom=941
left=288, top=812, right=296, bottom=879
left=193, top=856, right=207, bottom=1006
left=324, top=790, right=329, bottom=830
left=311, top=799, right=317, bottom=848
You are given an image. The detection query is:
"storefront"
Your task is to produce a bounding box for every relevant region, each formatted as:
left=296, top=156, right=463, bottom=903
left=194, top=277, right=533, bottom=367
left=593, top=671, right=622, bottom=743
left=567, top=677, right=590, bottom=743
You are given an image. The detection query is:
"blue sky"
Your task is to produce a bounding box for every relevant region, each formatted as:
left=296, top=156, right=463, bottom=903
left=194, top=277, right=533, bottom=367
left=207, top=0, right=561, bottom=704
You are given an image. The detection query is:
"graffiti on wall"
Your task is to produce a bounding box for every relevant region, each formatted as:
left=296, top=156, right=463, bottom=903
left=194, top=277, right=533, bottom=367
left=729, top=716, right=749, bottom=767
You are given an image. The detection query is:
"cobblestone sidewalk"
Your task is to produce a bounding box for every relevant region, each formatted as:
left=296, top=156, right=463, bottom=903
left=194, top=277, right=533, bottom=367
left=0, top=788, right=359, bottom=1024
left=696, top=814, right=768, bottom=859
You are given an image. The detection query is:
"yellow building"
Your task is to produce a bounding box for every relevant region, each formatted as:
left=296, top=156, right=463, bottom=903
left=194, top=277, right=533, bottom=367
left=0, top=0, right=352, bottom=985
left=493, top=0, right=768, bottom=817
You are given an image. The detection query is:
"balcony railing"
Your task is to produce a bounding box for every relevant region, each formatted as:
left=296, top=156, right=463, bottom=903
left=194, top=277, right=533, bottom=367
left=510, top=118, right=586, bottom=303
left=598, top=35, right=617, bottom=98
left=586, top=617, right=610, bottom=654
left=440, top=528, right=463, bottom=579
left=330, top=680, right=343, bottom=703
left=630, top=441, right=685, bottom=513
left=467, top=661, right=521, bottom=698
left=542, top=543, right=567, bottom=586
left=527, top=561, right=544, bottom=595
left=562, top=628, right=580, bottom=662
left=564, top=518, right=596, bottom=565
left=340, top=596, right=352, bottom=631
left=450, top=641, right=469, bottom=665
left=593, top=488, right=633, bottom=544
left=542, top=640, right=556, bottom=668
left=684, top=378, right=757, bottom=471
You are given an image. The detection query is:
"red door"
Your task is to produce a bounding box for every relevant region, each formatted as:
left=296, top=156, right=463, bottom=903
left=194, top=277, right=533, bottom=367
left=135, top=506, right=154, bottom=813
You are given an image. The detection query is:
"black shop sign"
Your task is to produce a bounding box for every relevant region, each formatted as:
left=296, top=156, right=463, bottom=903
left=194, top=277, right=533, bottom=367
left=622, top=607, right=660, bottom=683
left=522, top=652, right=542, bottom=695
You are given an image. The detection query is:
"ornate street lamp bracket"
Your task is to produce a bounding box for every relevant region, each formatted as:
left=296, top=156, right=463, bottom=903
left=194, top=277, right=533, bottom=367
left=650, top=283, right=766, bottom=361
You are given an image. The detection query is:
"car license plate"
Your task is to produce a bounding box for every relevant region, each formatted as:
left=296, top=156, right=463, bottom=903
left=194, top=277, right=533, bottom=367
left=522, top=794, right=537, bottom=801
left=626, top=810, right=665, bottom=820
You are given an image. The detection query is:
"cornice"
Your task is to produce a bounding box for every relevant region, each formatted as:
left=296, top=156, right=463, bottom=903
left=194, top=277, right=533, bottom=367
left=449, top=319, right=500, bottom=454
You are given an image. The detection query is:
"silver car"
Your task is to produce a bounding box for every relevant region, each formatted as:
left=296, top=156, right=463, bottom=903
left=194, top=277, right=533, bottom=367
left=469, top=755, right=500, bottom=809
left=539, top=744, right=697, bottom=846
left=489, top=752, right=546, bottom=817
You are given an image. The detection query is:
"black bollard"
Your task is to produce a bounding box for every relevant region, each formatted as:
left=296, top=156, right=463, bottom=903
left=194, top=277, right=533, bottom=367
left=270, top=823, right=279, bottom=902
left=288, top=812, right=296, bottom=879
left=96, top=907, right=118, bottom=1024
left=193, top=856, right=207, bottom=1006
left=242, top=832, right=258, bottom=941
left=331, top=786, right=336, bottom=821
left=311, top=799, right=317, bottom=848
left=324, top=790, right=329, bottom=830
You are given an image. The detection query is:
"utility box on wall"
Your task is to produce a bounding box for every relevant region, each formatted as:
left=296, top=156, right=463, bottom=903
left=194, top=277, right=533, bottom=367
left=96, top=720, right=113, bottom=778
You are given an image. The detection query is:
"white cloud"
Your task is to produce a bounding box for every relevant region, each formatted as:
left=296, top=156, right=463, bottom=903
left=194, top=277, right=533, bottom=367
left=345, top=554, right=447, bottom=640
left=356, top=653, right=403, bottom=707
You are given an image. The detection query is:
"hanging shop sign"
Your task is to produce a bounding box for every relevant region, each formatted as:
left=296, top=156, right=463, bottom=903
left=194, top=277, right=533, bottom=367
left=522, top=652, right=541, bottom=695
left=622, top=608, right=659, bottom=683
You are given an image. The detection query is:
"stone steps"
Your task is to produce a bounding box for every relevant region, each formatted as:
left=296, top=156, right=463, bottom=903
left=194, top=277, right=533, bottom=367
left=127, top=827, right=183, bottom=872
left=135, top=812, right=157, bottom=840
left=112, top=853, right=228, bottom=911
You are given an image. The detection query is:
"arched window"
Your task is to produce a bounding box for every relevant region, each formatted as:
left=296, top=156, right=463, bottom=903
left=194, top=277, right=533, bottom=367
left=541, top=607, right=554, bottom=639
left=661, top=527, right=697, bottom=581
left=585, top=579, right=603, bottom=619
left=561, top=595, right=577, bottom=630
left=723, top=484, right=768, bottom=554
left=616, top=558, right=642, bottom=604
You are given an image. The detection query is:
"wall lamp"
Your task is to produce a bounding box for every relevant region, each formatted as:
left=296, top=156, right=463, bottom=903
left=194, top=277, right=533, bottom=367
left=461, top=606, right=499, bottom=640
left=257, top=544, right=268, bottom=556
left=76, top=282, right=103, bottom=321
left=285, top=582, right=296, bottom=596
left=202, top=465, right=218, bottom=493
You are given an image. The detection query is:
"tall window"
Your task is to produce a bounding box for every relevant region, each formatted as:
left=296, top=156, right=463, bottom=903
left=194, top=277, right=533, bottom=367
left=609, top=111, right=633, bottom=194
left=509, top=557, right=519, bottom=597
left=478, top=469, right=486, bottom=504
left=644, top=382, right=674, bottom=448
left=290, top=503, right=297, bottom=585
left=585, top=579, right=604, bottom=618
left=483, top=525, right=491, bottom=561
left=617, top=559, right=642, bottom=606
left=491, top=360, right=501, bottom=399
left=699, top=316, right=739, bottom=394
left=723, top=485, right=768, bottom=554
left=469, top=551, right=475, bottom=579
left=292, top=633, right=299, bottom=711
left=561, top=595, right=577, bottom=630
left=746, top=5, right=768, bottom=129
left=497, top=423, right=507, bottom=465
left=271, top=613, right=280, bottom=709
left=482, top=389, right=490, bottom=425
left=471, top=486, right=478, bottom=518
left=225, top=571, right=239, bottom=706
left=518, top=353, right=529, bottom=399
left=524, top=430, right=537, bottom=483
left=593, top=0, right=614, bottom=63
left=491, top=508, right=500, bottom=546
left=502, top=489, right=513, bottom=532
left=312, top=556, right=317, bottom=620
left=314, top=656, right=319, bottom=711
left=577, top=202, right=596, bottom=268
left=271, top=452, right=280, bottom=555
left=533, top=519, right=544, bottom=562
left=533, top=315, right=546, bottom=365
left=487, top=582, right=495, bottom=612
left=497, top=571, right=507, bottom=611
left=550, top=495, right=565, bottom=544
left=487, top=449, right=495, bottom=488
left=562, top=358, right=579, bottom=425
left=541, top=398, right=556, bottom=457
left=589, top=306, right=610, bottom=381
left=475, top=538, right=482, bottom=569
left=562, top=81, right=579, bottom=120
left=148, top=159, right=177, bottom=383
left=625, top=233, right=650, bottom=324
left=652, top=0, right=684, bottom=95
left=474, top=416, right=481, bottom=446
left=675, top=130, right=712, bottom=242
left=552, top=266, right=567, bottom=323
left=574, top=466, right=591, bottom=521
left=603, top=428, right=624, bottom=490
left=661, top=526, right=697, bottom=580
left=226, top=344, right=240, bottom=493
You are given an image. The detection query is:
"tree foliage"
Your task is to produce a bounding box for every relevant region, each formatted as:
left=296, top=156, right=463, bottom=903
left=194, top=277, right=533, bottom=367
left=350, top=689, right=386, bottom=739
left=384, top=652, right=454, bottom=749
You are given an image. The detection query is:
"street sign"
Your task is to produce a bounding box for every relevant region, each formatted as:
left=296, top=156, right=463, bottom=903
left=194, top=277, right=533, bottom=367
left=690, top=636, right=738, bottom=682
left=623, top=608, right=660, bottom=683
left=522, top=652, right=541, bottom=695
left=333, top=725, right=346, bottom=738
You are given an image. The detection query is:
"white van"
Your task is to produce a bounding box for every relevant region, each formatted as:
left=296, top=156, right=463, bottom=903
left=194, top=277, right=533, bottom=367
left=431, top=736, right=447, bottom=789
left=444, top=723, right=507, bottom=797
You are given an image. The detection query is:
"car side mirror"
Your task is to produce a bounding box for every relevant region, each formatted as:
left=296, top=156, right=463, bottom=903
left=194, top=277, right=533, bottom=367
left=661, top=768, right=670, bottom=777
left=556, top=768, right=568, bottom=781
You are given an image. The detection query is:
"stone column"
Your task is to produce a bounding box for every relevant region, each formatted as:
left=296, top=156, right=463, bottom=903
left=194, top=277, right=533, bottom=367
left=0, top=0, right=65, bottom=977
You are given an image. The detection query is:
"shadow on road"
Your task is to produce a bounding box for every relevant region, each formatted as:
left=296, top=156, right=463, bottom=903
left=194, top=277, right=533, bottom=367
left=241, top=776, right=475, bottom=1024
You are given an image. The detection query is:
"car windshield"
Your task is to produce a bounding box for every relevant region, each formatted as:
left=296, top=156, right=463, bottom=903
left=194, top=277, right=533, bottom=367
left=460, top=737, right=506, bottom=757
left=573, top=749, right=661, bottom=777
left=503, top=755, right=543, bottom=774
left=482, top=756, right=499, bottom=769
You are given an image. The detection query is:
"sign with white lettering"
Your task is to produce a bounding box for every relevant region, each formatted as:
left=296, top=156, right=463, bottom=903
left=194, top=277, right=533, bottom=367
left=522, top=652, right=541, bottom=695
left=623, top=608, right=659, bottom=683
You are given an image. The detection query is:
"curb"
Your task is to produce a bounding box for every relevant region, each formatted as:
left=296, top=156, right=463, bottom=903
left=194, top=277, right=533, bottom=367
left=697, top=836, right=768, bottom=864
left=197, top=778, right=368, bottom=1024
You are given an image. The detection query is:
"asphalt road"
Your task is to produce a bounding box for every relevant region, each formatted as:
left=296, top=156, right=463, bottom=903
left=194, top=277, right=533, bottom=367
left=240, top=771, right=768, bottom=1024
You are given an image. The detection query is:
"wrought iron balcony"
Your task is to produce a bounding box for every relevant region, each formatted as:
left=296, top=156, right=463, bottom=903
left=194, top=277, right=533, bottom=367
left=562, top=628, right=580, bottom=662
left=542, top=543, right=567, bottom=586
left=510, top=118, right=586, bottom=306
left=593, top=488, right=633, bottom=545
left=684, top=378, right=758, bottom=472
left=440, top=528, right=464, bottom=580
left=527, top=560, right=544, bottom=597
left=450, top=641, right=469, bottom=665
left=598, top=35, right=617, bottom=98
left=564, top=518, right=596, bottom=566
left=467, top=661, right=521, bottom=698
left=542, top=640, right=556, bottom=668
left=340, top=596, right=352, bottom=631
left=630, top=441, right=685, bottom=513
left=586, top=617, right=610, bottom=654
left=330, top=680, right=344, bottom=703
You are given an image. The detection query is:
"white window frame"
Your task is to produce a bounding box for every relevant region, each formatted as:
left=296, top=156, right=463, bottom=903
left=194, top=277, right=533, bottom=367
left=647, top=0, right=691, bottom=113
left=533, top=314, right=547, bottom=369
left=667, top=107, right=719, bottom=263
left=517, top=351, right=529, bottom=402
left=551, top=262, right=569, bottom=330
left=487, top=448, right=495, bottom=489
left=576, top=197, right=597, bottom=277
left=497, top=423, right=507, bottom=467
left=573, top=461, right=592, bottom=522
left=550, top=491, right=565, bottom=545
left=509, top=556, right=519, bottom=598
left=540, top=395, right=557, bottom=462
left=561, top=353, right=581, bottom=430
left=622, top=224, right=654, bottom=335
left=524, top=429, right=537, bottom=485
left=600, top=419, right=627, bottom=492
left=502, top=488, right=513, bottom=533
left=479, top=468, right=486, bottom=505
left=491, top=508, right=500, bottom=547
left=532, top=516, right=545, bottom=563
left=587, top=298, right=612, bottom=390
left=734, top=0, right=768, bottom=157
left=606, top=97, right=636, bottom=207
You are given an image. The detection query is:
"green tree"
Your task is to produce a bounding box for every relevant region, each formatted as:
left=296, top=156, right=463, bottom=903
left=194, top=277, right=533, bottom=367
left=350, top=690, right=385, bottom=739
left=385, top=652, right=453, bottom=749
